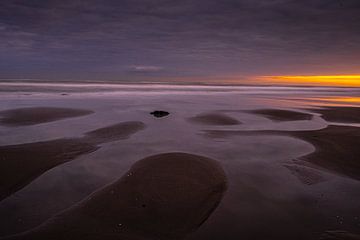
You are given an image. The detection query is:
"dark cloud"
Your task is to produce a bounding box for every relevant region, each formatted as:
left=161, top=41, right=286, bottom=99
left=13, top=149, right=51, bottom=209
left=0, top=0, right=359, bottom=82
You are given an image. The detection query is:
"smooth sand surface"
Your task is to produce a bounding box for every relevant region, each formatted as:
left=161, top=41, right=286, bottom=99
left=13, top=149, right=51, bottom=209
left=204, top=125, right=360, bottom=181
left=84, top=122, right=146, bottom=144
left=311, top=107, right=360, bottom=123
left=0, top=107, right=93, bottom=126
left=0, top=121, right=145, bottom=201
left=320, top=231, right=360, bottom=240
left=3, top=153, right=227, bottom=240
left=188, top=113, right=240, bottom=125
left=247, top=109, right=313, bottom=122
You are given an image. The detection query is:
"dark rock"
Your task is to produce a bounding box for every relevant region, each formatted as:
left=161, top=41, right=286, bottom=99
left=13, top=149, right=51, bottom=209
left=150, top=110, right=169, bottom=118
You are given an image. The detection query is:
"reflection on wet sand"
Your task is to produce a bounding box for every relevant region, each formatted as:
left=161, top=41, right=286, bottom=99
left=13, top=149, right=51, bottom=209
left=308, top=97, right=360, bottom=106
left=2, top=153, right=227, bottom=240
left=204, top=125, right=360, bottom=181
left=0, top=107, right=94, bottom=126
left=0, top=122, right=145, bottom=201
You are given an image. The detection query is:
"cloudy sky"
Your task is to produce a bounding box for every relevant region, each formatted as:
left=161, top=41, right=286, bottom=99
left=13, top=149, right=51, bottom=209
left=1, top=0, right=360, bottom=84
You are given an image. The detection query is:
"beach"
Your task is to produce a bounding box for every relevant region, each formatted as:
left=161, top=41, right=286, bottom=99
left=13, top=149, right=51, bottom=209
left=0, top=83, right=359, bottom=239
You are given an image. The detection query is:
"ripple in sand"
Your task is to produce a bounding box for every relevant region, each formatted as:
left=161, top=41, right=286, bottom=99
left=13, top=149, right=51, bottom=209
left=283, top=164, right=326, bottom=185
left=3, top=153, right=227, bottom=240
left=188, top=113, right=241, bottom=126
left=0, top=121, right=145, bottom=201
left=0, top=107, right=94, bottom=126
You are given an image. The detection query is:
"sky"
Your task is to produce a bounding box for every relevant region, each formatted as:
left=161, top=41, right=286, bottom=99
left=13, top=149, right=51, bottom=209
left=1, top=0, right=360, bottom=85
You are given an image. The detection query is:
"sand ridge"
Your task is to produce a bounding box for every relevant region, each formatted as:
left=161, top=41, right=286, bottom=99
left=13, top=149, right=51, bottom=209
left=0, top=121, right=145, bottom=202
left=203, top=125, right=360, bottom=181
left=188, top=112, right=241, bottom=126
left=2, top=153, right=227, bottom=240
left=311, top=106, right=360, bottom=123
left=0, top=107, right=94, bottom=126
left=246, top=109, right=314, bottom=122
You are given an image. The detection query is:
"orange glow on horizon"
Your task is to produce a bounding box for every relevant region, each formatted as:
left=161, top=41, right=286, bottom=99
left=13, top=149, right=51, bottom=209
left=261, top=75, right=360, bottom=87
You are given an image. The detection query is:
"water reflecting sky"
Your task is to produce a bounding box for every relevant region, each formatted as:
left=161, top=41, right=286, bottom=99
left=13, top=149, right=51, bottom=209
left=0, top=85, right=359, bottom=239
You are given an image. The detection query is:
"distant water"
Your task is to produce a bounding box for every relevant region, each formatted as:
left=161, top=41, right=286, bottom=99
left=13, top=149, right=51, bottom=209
left=1, top=81, right=359, bottom=98
left=1, top=82, right=359, bottom=110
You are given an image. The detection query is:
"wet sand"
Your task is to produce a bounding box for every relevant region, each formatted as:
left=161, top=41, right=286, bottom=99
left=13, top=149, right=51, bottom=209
left=320, top=231, right=360, bottom=240
left=0, top=86, right=359, bottom=240
left=2, top=153, right=227, bottom=240
left=311, top=106, right=360, bottom=123
left=283, top=164, right=326, bottom=185
left=84, top=122, right=146, bottom=144
left=246, top=109, right=313, bottom=122
left=292, top=126, right=360, bottom=180
left=204, top=125, right=360, bottom=181
left=0, top=122, right=145, bottom=201
left=188, top=113, right=240, bottom=125
left=0, top=107, right=93, bottom=126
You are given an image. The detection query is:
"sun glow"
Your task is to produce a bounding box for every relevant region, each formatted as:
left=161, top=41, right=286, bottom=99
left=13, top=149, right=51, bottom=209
left=261, top=75, right=360, bottom=87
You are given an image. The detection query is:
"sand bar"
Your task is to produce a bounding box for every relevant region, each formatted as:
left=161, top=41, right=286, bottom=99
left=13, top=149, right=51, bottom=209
left=0, top=107, right=94, bottom=126
left=204, top=125, right=360, bottom=180
left=189, top=113, right=240, bottom=126
left=2, top=153, right=227, bottom=240
left=0, top=121, right=145, bottom=201
left=311, top=106, right=360, bottom=123
left=247, top=109, right=313, bottom=122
